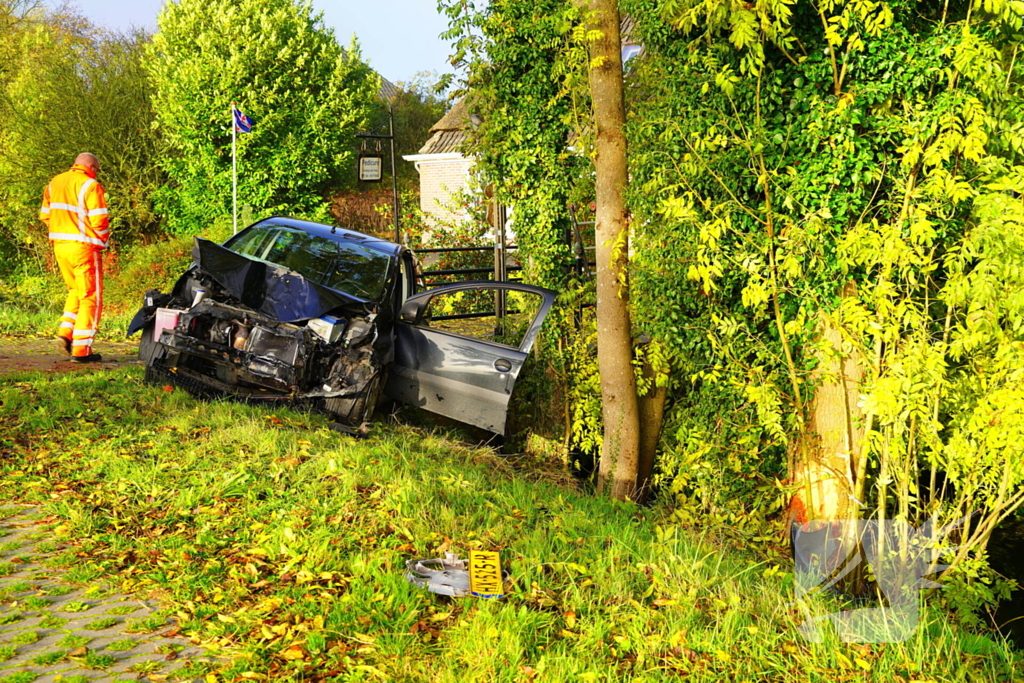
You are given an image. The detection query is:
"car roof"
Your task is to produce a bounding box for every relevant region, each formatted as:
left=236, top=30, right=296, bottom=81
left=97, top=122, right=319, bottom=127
left=247, top=216, right=404, bottom=258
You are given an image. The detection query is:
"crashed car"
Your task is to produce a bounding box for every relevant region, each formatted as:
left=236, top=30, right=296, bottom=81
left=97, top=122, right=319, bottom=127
left=129, top=217, right=554, bottom=434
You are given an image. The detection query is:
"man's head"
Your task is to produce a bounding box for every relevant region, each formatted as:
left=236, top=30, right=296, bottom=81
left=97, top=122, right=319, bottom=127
left=74, top=153, right=100, bottom=174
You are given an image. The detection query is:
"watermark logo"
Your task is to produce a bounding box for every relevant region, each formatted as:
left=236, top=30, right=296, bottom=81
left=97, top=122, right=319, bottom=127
left=791, top=517, right=961, bottom=643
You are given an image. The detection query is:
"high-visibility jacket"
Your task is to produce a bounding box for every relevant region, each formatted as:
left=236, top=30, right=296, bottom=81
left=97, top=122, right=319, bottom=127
left=39, top=164, right=109, bottom=250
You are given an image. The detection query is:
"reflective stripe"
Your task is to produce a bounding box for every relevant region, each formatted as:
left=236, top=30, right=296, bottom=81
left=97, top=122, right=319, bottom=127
left=49, top=202, right=84, bottom=215
left=63, top=311, right=78, bottom=319
left=59, top=321, right=74, bottom=329
left=94, top=249, right=103, bottom=326
left=77, top=179, right=95, bottom=235
left=48, top=232, right=106, bottom=248
left=40, top=207, right=51, bottom=214
left=73, top=329, right=97, bottom=335
left=87, top=208, right=108, bottom=216
left=72, top=339, right=94, bottom=347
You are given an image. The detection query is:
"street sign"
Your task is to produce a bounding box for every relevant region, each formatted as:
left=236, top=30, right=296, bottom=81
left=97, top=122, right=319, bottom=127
left=359, top=155, right=383, bottom=182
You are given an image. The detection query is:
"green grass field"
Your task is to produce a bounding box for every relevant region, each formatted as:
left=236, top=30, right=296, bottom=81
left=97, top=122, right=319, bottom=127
left=0, top=362, right=1019, bottom=682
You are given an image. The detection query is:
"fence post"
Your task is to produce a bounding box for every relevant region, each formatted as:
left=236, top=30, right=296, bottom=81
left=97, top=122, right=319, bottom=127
left=492, top=201, right=507, bottom=326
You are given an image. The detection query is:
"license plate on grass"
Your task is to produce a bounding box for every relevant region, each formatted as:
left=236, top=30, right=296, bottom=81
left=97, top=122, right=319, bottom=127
left=468, top=550, right=504, bottom=598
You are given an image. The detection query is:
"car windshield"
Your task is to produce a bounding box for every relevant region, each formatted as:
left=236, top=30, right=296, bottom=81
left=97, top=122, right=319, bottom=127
left=225, top=223, right=391, bottom=302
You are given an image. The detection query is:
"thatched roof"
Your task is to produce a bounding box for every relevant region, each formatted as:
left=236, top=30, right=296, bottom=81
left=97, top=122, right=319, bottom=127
left=416, top=97, right=473, bottom=155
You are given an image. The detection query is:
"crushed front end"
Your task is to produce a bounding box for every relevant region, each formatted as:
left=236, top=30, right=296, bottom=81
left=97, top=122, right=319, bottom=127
left=132, top=237, right=392, bottom=426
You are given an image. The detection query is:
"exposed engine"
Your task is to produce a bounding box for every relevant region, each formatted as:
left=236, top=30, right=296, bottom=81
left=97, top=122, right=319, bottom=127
left=140, top=270, right=384, bottom=426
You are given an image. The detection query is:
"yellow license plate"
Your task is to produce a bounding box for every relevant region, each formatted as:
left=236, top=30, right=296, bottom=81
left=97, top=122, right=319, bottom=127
left=468, top=550, right=504, bottom=598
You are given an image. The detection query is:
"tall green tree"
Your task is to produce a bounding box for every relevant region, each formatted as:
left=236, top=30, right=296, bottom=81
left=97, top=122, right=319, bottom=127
left=585, top=0, right=641, bottom=500
left=146, top=0, right=378, bottom=233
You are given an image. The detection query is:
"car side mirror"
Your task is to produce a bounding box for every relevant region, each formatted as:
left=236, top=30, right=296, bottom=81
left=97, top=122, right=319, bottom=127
left=399, top=298, right=427, bottom=324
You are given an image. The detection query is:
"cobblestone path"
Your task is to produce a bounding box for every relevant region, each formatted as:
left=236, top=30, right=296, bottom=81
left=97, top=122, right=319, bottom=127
left=0, top=506, right=219, bottom=682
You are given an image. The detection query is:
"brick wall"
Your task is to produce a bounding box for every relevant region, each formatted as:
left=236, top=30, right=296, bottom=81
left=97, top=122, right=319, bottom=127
left=415, top=156, right=476, bottom=227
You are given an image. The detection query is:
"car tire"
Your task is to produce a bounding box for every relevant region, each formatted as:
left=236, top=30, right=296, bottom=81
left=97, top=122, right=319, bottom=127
left=324, top=372, right=383, bottom=426
left=138, top=321, right=160, bottom=364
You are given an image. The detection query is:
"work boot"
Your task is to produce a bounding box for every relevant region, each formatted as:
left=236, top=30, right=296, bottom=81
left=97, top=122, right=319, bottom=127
left=56, top=336, right=71, bottom=355
left=70, top=353, right=103, bottom=363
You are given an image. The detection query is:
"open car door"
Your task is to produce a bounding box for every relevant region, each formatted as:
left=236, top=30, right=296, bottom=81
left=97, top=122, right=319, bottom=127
left=384, top=281, right=556, bottom=434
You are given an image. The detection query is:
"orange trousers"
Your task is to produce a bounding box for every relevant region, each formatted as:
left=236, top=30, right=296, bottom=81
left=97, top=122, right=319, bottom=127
left=53, top=240, right=103, bottom=357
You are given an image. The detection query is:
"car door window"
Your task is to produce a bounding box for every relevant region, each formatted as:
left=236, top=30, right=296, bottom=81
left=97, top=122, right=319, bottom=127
left=421, top=288, right=544, bottom=350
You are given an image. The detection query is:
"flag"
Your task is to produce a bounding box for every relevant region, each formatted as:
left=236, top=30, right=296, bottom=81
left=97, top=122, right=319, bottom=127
left=233, top=105, right=253, bottom=134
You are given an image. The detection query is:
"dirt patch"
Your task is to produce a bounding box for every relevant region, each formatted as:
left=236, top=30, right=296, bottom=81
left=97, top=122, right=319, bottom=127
left=0, top=336, right=140, bottom=379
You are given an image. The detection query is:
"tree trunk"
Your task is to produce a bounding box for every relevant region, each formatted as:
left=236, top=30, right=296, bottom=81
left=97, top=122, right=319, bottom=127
left=635, top=350, right=668, bottom=504
left=587, top=0, right=641, bottom=500
left=790, top=296, right=864, bottom=524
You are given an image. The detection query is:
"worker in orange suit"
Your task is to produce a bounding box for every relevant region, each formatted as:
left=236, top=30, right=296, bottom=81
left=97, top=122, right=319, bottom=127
left=40, top=152, right=109, bottom=363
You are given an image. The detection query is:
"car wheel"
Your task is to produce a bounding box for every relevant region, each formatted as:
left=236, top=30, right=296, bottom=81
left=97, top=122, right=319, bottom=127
left=138, top=321, right=160, bottom=364
left=324, top=372, right=383, bottom=426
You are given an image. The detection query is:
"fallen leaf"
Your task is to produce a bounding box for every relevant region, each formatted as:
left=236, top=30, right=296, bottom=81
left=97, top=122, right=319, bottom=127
left=68, top=646, right=88, bottom=656
left=162, top=385, right=174, bottom=393
left=280, top=644, right=307, bottom=661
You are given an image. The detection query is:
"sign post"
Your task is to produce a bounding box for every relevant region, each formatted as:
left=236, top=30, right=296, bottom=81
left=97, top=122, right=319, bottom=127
left=356, top=106, right=400, bottom=244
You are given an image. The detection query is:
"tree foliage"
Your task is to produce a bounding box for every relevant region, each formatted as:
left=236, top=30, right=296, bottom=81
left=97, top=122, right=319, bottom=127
left=146, top=0, right=379, bottom=233
left=444, top=0, right=1024, bottom=595
left=0, top=6, right=164, bottom=259
left=389, top=72, right=448, bottom=189
left=624, top=0, right=1024, bottom=586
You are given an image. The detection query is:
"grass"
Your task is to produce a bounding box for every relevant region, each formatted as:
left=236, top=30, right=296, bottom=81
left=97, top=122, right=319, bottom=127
left=55, top=635, right=90, bottom=649
left=104, top=638, right=137, bottom=651
left=37, top=614, right=67, bottom=629
left=0, top=363, right=1020, bottom=682
left=59, top=601, right=90, bottom=613
left=105, top=605, right=138, bottom=615
left=20, top=597, right=48, bottom=610
left=83, top=617, right=119, bottom=630
left=9, top=631, right=37, bottom=645
left=30, top=651, right=63, bottom=665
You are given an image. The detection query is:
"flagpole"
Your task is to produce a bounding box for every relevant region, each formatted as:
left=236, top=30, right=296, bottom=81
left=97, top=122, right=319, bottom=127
left=231, top=102, right=238, bottom=234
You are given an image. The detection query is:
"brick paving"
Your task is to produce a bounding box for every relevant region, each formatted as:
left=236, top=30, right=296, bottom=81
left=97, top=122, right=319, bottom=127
left=0, top=506, right=220, bottom=682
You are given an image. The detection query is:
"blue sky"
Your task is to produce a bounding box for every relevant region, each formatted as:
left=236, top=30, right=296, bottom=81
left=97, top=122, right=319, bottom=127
left=64, top=1, right=454, bottom=84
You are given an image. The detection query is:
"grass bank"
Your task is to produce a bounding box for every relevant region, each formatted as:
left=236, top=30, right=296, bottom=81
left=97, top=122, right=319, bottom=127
left=0, top=364, right=1019, bottom=681
left=0, top=229, right=230, bottom=340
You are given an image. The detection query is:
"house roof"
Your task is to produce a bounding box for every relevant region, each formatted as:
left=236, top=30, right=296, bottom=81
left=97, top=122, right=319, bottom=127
left=378, top=76, right=399, bottom=101
left=416, top=97, right=473, bottom=155
left=412, top=15, right=638, bottom=158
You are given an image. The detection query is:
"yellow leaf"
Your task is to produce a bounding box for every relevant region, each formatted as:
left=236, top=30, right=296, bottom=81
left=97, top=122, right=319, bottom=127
left=855, top=657, right=872, bottom=671
left=652, top=598, right=678, bottom=606
left=216, top=614, right=236, bottom=624
left=280, top=645, right=306, bottom=661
